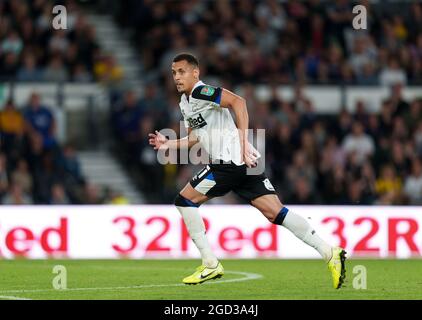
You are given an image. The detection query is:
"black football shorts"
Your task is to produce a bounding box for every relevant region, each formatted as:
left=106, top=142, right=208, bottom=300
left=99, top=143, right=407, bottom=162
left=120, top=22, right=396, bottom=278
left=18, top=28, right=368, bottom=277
left=189, top=162, right=277, bottom=202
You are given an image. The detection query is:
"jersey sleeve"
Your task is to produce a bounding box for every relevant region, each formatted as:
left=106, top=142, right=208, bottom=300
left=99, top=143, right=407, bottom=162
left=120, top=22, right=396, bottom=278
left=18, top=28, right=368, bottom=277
left=191, top=85, right=222, bottom=106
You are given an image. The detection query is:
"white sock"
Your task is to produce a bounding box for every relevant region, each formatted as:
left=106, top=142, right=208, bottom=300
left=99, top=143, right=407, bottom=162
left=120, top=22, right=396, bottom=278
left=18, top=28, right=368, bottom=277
left=282, top=210, right=333, bottom=262
left=176, top=205, right=219, bottom=268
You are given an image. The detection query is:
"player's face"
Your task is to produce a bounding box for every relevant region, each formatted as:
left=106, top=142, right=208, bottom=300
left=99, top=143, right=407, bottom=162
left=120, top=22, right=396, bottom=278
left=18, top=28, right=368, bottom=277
left=172, top=60, right=199, bottom=94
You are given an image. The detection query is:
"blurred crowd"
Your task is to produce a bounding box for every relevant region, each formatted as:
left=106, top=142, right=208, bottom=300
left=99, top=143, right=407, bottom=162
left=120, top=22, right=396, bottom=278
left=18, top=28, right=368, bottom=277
left=109, top=0, right=422, bottom=205
left=252, top=83, right=422, bottom=206
left=111, top=80, right=422, bottom=206
left=0, top=92, right=121, bottom=205
left=0, top=0, right=127, bottom=204
left=0, top=93, right=129, bottom=205
left=117, top=0, right=422, bottom=86
left=0, top=0, right=123, bottom=84
left=2, top=0, right=422, bottom=206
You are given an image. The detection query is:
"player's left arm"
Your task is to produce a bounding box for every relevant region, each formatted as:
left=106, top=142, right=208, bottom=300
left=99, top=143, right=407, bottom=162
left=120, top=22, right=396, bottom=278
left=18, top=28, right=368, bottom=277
left=219, top=88, right=257, bottom=168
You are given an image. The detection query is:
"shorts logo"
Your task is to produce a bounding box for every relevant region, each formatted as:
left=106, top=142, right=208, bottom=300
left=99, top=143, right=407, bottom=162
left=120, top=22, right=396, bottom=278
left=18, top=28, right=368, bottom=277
left=263, top=178, right=275, bottom=191
left=200, top=86, right=215, bottom=96
left=187, top=113, right=207, bottom=129
left=193, top=165, right=210, bottom=181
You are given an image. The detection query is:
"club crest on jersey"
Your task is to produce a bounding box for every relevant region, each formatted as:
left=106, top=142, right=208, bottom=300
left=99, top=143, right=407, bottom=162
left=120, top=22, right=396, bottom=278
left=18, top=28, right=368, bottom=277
left=263, top=178, right=275, bottom=191
left=187, top=113, right=207, bottom=129
left=200, top=86, right=215, bottom=96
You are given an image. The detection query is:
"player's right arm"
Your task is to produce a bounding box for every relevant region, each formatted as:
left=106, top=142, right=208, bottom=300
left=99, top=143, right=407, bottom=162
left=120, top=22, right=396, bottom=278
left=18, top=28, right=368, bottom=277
left=148, top=128, right=198, bottom=150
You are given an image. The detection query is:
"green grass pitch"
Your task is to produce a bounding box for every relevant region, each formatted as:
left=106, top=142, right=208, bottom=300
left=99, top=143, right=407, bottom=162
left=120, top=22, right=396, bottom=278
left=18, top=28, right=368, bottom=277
left=0, top=259, right=421, bottom=300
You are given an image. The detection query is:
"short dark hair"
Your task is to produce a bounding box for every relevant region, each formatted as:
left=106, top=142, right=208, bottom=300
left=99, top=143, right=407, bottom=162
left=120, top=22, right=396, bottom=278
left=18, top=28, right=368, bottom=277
left=173, top=53, right=199, bottom=67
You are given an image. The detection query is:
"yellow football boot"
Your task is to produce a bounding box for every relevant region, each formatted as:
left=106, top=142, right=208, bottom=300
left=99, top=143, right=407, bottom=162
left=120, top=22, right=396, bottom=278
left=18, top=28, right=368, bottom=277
left=328, top=247, right=347, bottom=289
left=183, top=262, right=224, bottom=285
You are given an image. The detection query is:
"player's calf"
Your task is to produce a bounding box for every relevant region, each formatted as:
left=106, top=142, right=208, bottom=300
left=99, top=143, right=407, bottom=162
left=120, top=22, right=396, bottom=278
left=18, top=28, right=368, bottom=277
left=252, top=196, right=346, bottom=288
left=174, top=193, right=219, bottom=269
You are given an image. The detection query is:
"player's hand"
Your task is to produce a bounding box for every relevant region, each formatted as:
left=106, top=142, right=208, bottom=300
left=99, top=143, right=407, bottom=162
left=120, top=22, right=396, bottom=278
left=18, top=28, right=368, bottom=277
left=148, top=130, right=169, bottom=150
left=243, top=144, right=258, bottom=168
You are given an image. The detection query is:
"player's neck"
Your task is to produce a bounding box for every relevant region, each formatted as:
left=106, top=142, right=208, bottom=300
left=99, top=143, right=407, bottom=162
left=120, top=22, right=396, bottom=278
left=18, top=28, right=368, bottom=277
left=187, top=80, right=202, bottom=96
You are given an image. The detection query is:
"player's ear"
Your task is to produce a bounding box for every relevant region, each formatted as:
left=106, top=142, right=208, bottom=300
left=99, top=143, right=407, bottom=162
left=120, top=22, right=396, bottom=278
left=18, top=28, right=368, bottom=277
left=193, top=66, right=200, bottom=79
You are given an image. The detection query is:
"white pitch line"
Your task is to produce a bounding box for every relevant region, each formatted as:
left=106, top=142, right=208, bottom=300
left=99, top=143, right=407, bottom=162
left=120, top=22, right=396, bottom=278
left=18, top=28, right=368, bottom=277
left=0, top=270, right=263, bottom=295
left=0, top=295, right=32, bottom=300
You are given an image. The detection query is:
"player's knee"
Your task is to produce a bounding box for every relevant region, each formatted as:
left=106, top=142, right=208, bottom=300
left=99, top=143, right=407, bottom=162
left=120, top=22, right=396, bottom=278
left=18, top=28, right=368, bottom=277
left=174, top=194, right=200, bottom=208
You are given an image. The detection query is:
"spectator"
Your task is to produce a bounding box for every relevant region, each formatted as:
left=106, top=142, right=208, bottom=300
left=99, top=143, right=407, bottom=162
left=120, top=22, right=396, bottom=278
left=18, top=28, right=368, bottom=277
left=415, top=122, right=422, bottom=157
left=1, top=30, right=23, bottom=55
left=2, top=183, right=33, bottom=205
left=333, top=109, right=353, bottom=141
left=319, top=136, right=346, bottom=174
left=83, top=183, right=102, bottom=204
left=389, top=83, right=410, bottom=117
left=16, top=54, right=43, bottom=82
left=348, top=36, right=376, bottom=78
left=59, top=143, right=83, bottom=183
left=353, top=100, right=369, bottom=127
left=94, top=54, right=123, bottom=85
left=106, top=188, right=130, bottom=205
left=342, top=179, right=369, bottom=205
left=48, top=30, right=70, bottom=54
left=403, top=158, right=422, bottom=205
left=215, top=28, right=241, bottom=57
left=309, top=14, right=325, bottom=54
left=286, top=150, right=317, bottom=190
left=23, top=92, right=56, bottom=150
left=403, top=99, right=421, bottom=133
left=326, top=0, right=353, bottom=51
left=72, top=63, right=93, bottom=83
left=50, top=183, right=70, bottom=205
left=0, top=153, right=9, bottom=202
left=138, top=83, right=167, bottom=117
left=0, top=99, right=25, bottom=155
left=256, top=0, right=287, bottom=31
left=300, top=130, right=318, bottom=167
left=357, top=62, right=378, bottom=85
left=0, top=52, right=19, bottom=80
left=11, top=158, right=33, bottom=194
left=342, top=121, right=375, bottom=165
left=113, top=90, right=143, bottom=163
left=33, top=151, right=59, bottom=203
left=287, top=176, right=320, bottom=204
left=379, top=57, right=407, bottom=87
left=375, top=164, right=403, bottom=204
left=42, top=55, right=69, bottom=82
left=360, top=161, right=377, bottom=202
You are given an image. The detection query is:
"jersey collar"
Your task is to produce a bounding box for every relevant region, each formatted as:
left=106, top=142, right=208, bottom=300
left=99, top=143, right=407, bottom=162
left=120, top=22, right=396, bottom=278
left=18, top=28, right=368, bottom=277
left=189, top=80, right=204, bottom=96
left=182, top=80, right=204, bottom=102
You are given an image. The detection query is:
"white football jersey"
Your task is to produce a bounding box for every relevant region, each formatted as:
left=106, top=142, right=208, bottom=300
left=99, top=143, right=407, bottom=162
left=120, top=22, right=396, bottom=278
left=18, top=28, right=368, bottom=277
left=179, top=80, right=243, bottom=165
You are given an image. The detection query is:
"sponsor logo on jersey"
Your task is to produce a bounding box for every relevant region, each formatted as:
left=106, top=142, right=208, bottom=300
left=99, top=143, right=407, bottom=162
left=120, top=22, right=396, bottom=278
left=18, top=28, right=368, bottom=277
left=200, top=86, right=215, bottom=96
left=187, top=113, right=207, bottom=129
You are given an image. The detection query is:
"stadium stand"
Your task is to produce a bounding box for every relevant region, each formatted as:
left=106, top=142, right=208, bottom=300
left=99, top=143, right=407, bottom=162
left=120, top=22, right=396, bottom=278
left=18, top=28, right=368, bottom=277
left=108, top=0, right=422, bottom=205
left=0, top=0, right=123, bottom=204
left=1, top=0, right=422, bottom=206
